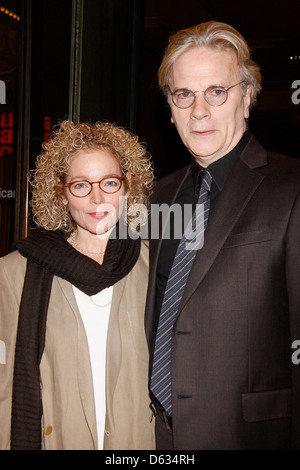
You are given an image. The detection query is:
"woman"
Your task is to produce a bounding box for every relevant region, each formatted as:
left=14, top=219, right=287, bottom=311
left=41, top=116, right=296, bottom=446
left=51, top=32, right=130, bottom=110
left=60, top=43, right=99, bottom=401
left=0, top=120, right=155, bottom=450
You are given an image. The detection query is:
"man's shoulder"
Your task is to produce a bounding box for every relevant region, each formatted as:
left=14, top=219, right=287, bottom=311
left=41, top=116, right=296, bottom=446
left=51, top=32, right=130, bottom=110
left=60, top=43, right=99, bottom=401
left=263, top=148, right=300, bottom=186
left=156, top=165, right=190, bottom=185
left=243, top=134, right=300, bottom=179
left=152, top=166, right=190, bottom=203
left=267, top=150, right=300, bottom=169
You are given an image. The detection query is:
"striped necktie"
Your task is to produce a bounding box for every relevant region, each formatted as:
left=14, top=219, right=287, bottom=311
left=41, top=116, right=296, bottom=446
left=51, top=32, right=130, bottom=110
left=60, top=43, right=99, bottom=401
left=150, top=169, right=213, bottom=414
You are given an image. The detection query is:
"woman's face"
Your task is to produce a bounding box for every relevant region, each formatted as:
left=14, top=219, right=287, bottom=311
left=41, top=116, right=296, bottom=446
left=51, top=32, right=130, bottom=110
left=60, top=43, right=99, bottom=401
left=61, top=148, right=129, bottom=238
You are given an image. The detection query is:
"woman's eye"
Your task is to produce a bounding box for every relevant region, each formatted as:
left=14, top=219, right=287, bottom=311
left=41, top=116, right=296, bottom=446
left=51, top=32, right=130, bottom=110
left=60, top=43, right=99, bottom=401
left=73, top=182, right=89, bottom=189
left=104, top=179, right=118, bottom=186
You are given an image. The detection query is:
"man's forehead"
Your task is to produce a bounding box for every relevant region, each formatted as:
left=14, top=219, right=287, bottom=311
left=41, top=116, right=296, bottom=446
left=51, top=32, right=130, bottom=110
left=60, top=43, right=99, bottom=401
left=175, top=45, right=238, bottom=68
left=170, top=46, right=240, bottom=84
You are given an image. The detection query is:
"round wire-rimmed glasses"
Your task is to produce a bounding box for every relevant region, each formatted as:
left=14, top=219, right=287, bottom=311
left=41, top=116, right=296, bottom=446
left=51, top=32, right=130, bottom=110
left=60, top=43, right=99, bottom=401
left=170, top=81, right=245, bottom=108
left=65, top=175, right=125, bottom=198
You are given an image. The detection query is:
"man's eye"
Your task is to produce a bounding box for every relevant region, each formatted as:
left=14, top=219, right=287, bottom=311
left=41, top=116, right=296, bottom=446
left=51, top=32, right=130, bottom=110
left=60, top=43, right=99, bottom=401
left=209, top=87, right=226, bottom=97
left=176, top=90, right=193, bottom=99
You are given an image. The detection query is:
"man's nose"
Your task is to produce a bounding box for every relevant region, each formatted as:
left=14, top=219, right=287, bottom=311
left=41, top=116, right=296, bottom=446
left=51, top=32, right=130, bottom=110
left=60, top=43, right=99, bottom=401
left=190, top=92, right=211, bottom=120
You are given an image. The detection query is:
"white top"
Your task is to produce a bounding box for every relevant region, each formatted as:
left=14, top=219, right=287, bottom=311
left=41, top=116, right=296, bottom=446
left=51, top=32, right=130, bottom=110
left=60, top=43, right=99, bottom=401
left=72, top=285, right=113, bottom=449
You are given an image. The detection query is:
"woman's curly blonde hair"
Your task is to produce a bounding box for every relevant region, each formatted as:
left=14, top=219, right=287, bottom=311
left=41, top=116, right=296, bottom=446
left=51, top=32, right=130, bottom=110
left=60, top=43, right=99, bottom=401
left=30, top=120, right=154, bottom=232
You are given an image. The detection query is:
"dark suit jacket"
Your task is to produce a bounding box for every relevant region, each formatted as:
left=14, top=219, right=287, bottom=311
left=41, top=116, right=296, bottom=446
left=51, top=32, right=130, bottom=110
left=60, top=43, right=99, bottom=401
left=145, top=135, right=300, bottom=449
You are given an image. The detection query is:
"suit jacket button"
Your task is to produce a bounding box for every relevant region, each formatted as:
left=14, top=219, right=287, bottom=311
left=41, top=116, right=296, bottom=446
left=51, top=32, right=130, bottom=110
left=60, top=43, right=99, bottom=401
left=44, top=425, right=53, bottom=436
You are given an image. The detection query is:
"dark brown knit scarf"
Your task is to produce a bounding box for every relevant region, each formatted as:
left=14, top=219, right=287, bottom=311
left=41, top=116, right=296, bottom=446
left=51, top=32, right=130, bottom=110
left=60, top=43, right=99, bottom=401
left=11, top=228, right=141, bottom=450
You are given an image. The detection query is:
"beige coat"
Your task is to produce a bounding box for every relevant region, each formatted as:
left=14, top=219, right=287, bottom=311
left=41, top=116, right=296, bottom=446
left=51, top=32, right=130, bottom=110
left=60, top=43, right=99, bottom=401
left=0, top=240, right=154, bottom=450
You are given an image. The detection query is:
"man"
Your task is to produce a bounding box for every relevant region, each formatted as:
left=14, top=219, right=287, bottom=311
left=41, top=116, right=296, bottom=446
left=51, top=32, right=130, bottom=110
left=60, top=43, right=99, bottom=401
left=145, top=21, right=300, bottom=450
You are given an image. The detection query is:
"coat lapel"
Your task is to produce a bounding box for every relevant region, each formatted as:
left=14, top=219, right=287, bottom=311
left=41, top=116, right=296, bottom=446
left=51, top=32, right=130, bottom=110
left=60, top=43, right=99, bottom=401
left=178, top=136, right=267, bottom=311
left=56, top=278, right=98, bottom=448
left=105, top=280, right=124, bottom=403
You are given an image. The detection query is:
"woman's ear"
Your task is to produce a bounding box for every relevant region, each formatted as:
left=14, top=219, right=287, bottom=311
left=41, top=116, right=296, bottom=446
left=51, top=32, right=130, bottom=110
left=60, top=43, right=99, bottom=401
left=57, top=178, right=68, bottom=205
left=125, top=172, right=131, bottom=197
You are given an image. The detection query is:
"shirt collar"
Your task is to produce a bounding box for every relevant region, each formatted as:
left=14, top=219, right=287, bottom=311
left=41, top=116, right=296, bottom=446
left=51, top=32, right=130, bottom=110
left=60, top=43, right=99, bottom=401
left=191, top=130, right=251, bottom=194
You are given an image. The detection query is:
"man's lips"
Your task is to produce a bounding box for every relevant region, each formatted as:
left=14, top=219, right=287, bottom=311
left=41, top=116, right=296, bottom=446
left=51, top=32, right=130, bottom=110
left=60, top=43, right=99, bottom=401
left=191, top=129, right=216, bottom=136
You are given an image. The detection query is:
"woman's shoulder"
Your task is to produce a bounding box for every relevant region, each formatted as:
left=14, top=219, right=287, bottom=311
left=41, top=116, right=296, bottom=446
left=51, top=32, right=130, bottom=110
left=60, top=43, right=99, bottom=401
left=0, top=251, right=27, bottom=285
left=113, top=239, right=149, bottom=294
left=140, top=238, right=149, bottom=257
left=132, top=239, right=148, bottom=273
left=0, top=249, right=26, bottom=266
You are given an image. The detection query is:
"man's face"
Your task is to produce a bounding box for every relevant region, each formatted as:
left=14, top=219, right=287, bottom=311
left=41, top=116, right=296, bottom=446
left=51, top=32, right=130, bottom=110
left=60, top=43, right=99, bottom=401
left=169, top=46, right=251, bottom=167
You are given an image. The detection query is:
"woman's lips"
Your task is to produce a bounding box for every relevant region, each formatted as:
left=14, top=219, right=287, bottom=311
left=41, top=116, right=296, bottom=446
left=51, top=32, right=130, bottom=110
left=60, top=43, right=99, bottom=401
left=88, top=212, right=109, bottom=219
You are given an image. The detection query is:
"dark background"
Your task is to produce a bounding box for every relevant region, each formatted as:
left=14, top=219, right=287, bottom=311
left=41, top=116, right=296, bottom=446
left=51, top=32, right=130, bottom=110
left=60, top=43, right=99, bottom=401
left=139, top=0, right=300, bottom=178
left=0, top=0, right=299, bottom=255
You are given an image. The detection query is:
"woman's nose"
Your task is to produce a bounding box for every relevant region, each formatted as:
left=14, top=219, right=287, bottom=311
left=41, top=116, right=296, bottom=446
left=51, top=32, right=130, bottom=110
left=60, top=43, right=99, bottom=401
left=89, top=183, right=105, bottom=203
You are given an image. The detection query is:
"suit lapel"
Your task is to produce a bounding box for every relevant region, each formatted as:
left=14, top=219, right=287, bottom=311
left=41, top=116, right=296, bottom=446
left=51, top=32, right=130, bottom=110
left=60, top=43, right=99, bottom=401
left=179, top=137, right=267, bottom=311
left=149, top=166, right=190, bottom=265
left=146, top=166, right=190, bottom=332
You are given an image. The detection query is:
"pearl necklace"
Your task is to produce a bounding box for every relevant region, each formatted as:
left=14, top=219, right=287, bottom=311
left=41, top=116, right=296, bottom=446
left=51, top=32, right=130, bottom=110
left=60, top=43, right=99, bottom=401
left=70, top=231, right=105, bottom=255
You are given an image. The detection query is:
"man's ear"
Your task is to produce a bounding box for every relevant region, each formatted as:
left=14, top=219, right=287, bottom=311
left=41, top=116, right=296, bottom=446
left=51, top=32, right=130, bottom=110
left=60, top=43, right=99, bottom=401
left=168, top=96, right=174, bottom=124
left=243, top=84, right=252, bottom=120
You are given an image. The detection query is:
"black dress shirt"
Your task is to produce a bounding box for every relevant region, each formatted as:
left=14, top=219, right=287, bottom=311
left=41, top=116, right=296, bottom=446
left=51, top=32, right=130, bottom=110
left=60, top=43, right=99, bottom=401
left=154, top=131, right=251, bottom=325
